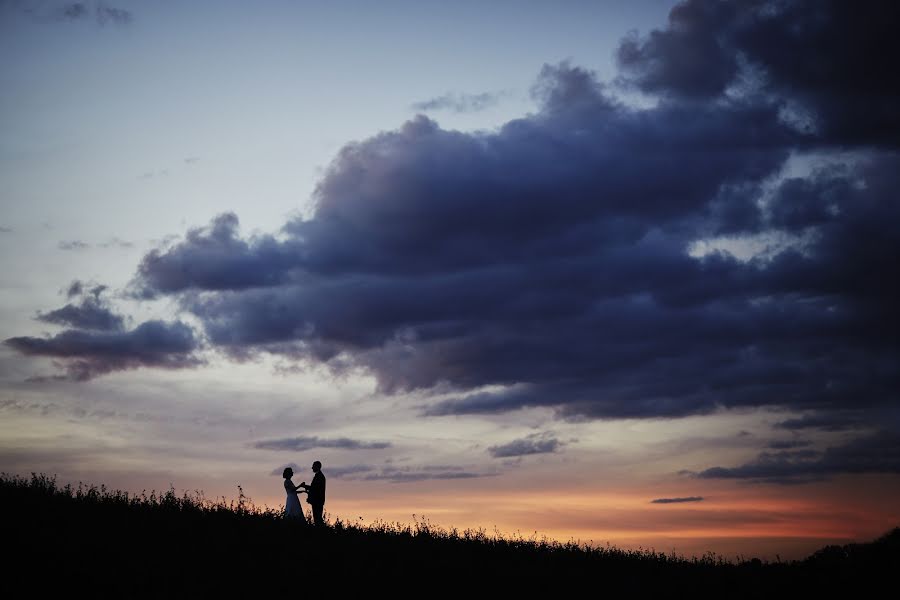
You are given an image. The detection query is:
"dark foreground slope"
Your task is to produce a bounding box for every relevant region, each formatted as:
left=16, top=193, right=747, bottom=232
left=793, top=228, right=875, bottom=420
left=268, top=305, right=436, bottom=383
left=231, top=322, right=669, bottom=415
left=3, top=474, right=897, bottom=597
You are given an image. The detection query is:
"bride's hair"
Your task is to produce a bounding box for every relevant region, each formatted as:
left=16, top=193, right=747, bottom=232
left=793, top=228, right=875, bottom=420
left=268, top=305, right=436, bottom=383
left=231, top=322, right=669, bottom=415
left=282, top=467, right=293, bottom=479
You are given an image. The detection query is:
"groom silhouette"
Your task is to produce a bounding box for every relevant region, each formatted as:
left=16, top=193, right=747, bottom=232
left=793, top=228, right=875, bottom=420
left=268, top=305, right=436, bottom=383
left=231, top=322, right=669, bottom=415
left=301, top=460, right=326, bottom=526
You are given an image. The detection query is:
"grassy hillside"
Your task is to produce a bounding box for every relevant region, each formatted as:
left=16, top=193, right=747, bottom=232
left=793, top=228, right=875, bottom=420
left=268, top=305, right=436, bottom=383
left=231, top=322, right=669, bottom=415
left=3, top=473, right=897, bottom=596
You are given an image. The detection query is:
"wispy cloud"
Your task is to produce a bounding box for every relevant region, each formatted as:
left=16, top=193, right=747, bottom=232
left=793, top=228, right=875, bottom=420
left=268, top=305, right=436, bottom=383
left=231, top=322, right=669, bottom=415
left=58, top=240, right=90, bottom=251
left=327, top=464, right=376, bottom=478
left=270, top=462, right=302, bottom=476
left=59, top=236, right=133, bottom=251
left=411, top=91, right=504, bottom=113
left=99, top=237, right=134, bottom=249
left=93, top=4, right=131, bottom=26
left=7, top=1, right=134, bottom=26
left=138, top=169, right=169, bottom=180
left=57, top=236, right=134, bottom=251
left=775, top=413, right=866, bottom=432
left=651, top=496, right=704, bottom=504
left=253, top=436, right=391, bottom=452
left=488, top=434, right=561, bottom=458
left=59, top=2, right=132, bottom=26
left=362, top=464, right=494, bottom=483
left=698, top=431, right=900, bottom=484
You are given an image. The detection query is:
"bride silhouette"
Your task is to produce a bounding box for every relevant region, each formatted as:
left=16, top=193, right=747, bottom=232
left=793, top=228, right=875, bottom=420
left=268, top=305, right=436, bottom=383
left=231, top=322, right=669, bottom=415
left=282, top=467, right=306, bottom=521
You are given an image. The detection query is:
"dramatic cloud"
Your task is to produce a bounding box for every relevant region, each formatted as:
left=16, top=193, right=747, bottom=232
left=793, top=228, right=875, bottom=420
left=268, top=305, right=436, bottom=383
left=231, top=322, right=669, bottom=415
left=698, top=431, right=900, bottom=484
left=128, top=42, right=899, bottom=427
left=7, top=0, right=881, bottom=456
left=5, top=320, right=202, bottom=381
left=651, top=496, right=704, bottom=504
left=488, top=435, right=561, bottom=458
left=269, top=462, right=375, bottom=478
left=411, top=91, right=502, bottom=113
left=616, top=0, right=900, bottom=145
left=253, top=436, right=391, bottom=452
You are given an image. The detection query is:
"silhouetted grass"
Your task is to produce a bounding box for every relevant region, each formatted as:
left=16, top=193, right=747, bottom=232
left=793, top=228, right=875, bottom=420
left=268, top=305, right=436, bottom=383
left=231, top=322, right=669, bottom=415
left=3, top=473, right=897, bottom=596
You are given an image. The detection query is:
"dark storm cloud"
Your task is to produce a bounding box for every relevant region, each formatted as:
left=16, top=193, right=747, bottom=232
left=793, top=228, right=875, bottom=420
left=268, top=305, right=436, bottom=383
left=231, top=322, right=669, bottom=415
left=4, top=320, right=201, bottom=381
left=488, top=435, right=561, bottom=458
left=617, top=0, right=738, bottom=99
left=0, top=226, right=12, bottom=233
left=253, top=436, right=391, bottom=452
left=616, top=0, right=900, bottom=145
left=651, top=496, right=704, bottom=504
left=129, top=69, right=900, bottom=425
left=411, top=91, right=501, bottom=113
left=698, top=431, right=900, bottom=484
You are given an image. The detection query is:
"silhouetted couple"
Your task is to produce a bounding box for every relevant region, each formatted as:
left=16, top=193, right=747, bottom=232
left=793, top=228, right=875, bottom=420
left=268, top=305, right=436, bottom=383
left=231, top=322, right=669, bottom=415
left=283, top=461, right=326, bottom=526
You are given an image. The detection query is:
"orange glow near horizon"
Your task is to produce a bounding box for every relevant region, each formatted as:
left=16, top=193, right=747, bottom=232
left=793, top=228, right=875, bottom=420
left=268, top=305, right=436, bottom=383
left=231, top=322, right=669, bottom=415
left=250, top=476, right=900, bottom=560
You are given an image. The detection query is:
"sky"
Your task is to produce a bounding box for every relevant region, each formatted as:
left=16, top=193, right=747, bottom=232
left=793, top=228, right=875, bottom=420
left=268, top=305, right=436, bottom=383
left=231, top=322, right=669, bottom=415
left=1, top=0, right=899, bottom=561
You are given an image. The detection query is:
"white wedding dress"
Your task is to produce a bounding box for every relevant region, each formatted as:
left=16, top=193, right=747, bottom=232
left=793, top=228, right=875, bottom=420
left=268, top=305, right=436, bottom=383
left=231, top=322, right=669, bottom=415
left=284, top=479, right=304, bottom=519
